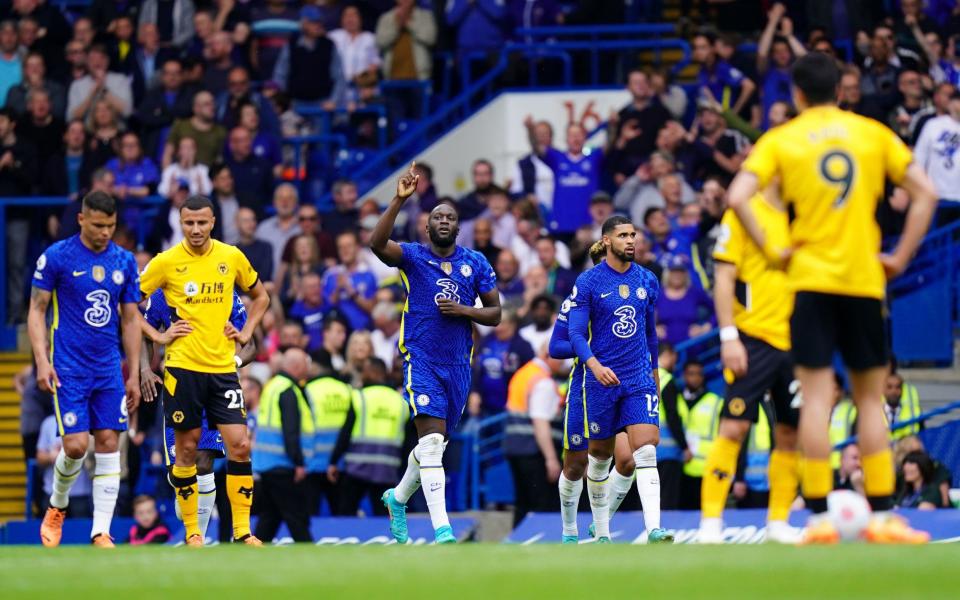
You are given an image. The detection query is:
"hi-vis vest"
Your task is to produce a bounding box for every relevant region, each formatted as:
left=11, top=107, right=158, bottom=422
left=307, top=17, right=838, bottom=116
left=683, top=391, right=723, bottom=477
left=829, top=400, right=857, bottom=470
left=253, top=374, right=315, bottom=474
left=503, top=359, right=562, bottom=457
left=744, top=407, right=771, bottom=492
left=890, top=383, right=921, bottom=440
left=304, top=376, right=353, bottom=473
left=657, top=368, right=689, bottom=462
left=344, top=385, right=409, bottom=485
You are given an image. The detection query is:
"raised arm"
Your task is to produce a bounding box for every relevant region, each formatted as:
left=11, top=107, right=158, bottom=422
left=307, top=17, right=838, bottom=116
left=757, top=3, right=785, bottom=73
left=370, top=163, right=418, bottom=267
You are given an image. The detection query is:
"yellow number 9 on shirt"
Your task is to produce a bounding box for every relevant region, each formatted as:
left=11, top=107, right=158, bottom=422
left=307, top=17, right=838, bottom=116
left=819, top=150, right=855, bottom=208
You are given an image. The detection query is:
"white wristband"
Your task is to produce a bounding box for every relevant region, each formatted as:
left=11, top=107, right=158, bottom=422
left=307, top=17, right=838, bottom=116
left=719, top=326, right=740, bottom=342
left=234, top=355, right=243, bottom=368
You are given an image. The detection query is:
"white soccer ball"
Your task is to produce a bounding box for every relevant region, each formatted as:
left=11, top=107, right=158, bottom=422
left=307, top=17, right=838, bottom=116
left=827, top=490, right=872, bottom=541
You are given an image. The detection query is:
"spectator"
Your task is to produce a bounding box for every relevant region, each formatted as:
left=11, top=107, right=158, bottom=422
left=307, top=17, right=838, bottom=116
left=85, top=98, right=122, bottom=170
left=519, top=294, right=556, bottom=354
left=106, top=131, right=159, bottom=222
left=376, top=0, right=436, bottom=121
left=446, top=0, right=508, bottom=59
left=216, top=66, right=281, bottom=138
left=0, top=106, right=38, bottom=322
left=36, top=414, right=92, bottom=517
left=837, top=66, right=886, bottom=123
left=281, top=203, right=337, bottom=271
left=252, top=348, right=315, bottom=543
left=146, top=174, right=189, bottom=251
left=135, top=58, right=195, bottom=161
left=510, top=119, right=554, bottom=211
left=249, top=0, right=300, bottom=81
left=67, top=44, right=132, bottom=123
left=224, top=125, right=274, bottom=211
left=535, top=235, right=575, bottom=299
left=87, top=0, right=143, bottom=36
left=238, top=102, right=282, bottom=176
left=328, top=358, right=408, bottom=516
left=692, top=30, right=756, bottom=119
left=16, top=88, right=64, bottom=177
left=71, top=15, right=96, bottom=48
left=914, top=82, right=955, bottom=143
left=656, top=258, right=714, bottom=346
left=586, top=190, right=614, bottom=241
left=5, top=52, right=65, bottom=119
left=894, top=0, right=937, bottom=60
left=184, top=9, right=216, bottom=60
left=502, top=346, right=563, bottom=526
left=127, top=495, right=171, bottom=545
left=158, top=136, right=211, bottom=197
left=472, top=217, right=502, bottom=267
left=207, top=163, right=239, bottom=244
left=58, top=167, right=114, bottom=240
left=58, top=40, right=88, bottom=90
left=860, top=28, right=902, bottom=110
left=322, top=231, right=378, bottom=332
left=694, top=100, right=750, bottom=187
left=607, top=69, right=672, bottom=183
left=835, top=443, right=865, bottom=495
left=138, top=0, right=196, bottom=49
left=41, top=119, right=90, bottom=199
left=458, top=159, right=496, bottom=221
left=130, top=22, right=177, bottom=102
left=257, top=183, right=302, bottom=274
left=470, top=309, right=535, bottom=418
left=756, top=4, right=806, bottom=130
left=614, top=151, right=696, bottom=226
left=464, top=185, right=515, bottom=249
left=650, top=67, right=688, bottom=121
left=236, top=206, right=275, bottom=284
left=510, top=215, right=571, bottom=276
left=341, top=330, right=374, bottom=387
left=370, top=301, right=401, bottom=370
left=496, top=249, right=525, bottom=305
left=201, top=31, right=234, bottom=97
left=896, top=451, right=947, bottom=509
left=537, top=122, right=603, bottom=235
left=323, top=179, right=360, bottom=237
left=272, top=6, right=346, bottom=111
left=328, top=5, right=380, bottom=104
left=278, top=234, right=325, bottom=311
left=164, top=90, right=226, bottom=167
left=889, top=69, right=932, bottom=143
left=312, top=314, right=349, bottom=372
left=0, top=21, right=21, bottom=105
left=914, top=89, right=960, bottom=207
left=289, top=271, right=326, bottom=355
left=633, top=232, right=663, bottom=292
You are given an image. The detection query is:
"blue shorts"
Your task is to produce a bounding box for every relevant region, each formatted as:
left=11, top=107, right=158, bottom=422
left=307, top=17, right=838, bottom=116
left=54, top=372, right=127, bottom=435
left=563, top=362, right=588, bottom=452
left=582, top=368, right=659, bottom=441
left=162, top=417, right=225, bottom=466
left=402, top=358, right=471, bottom=431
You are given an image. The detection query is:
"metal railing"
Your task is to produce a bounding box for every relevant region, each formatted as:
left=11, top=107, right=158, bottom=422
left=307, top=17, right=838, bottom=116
left=834, top=400, right=960, bottom=450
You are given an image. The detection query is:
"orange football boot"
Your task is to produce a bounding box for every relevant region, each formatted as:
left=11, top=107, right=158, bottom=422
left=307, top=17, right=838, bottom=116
left=40, top=507, right=67, bottom=548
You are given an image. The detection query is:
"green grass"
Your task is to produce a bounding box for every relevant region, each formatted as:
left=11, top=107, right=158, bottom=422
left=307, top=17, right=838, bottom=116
left=2, top=544, right=959, bottom=599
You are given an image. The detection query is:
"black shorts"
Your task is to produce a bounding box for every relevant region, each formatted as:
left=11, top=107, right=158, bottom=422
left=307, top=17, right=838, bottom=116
left=162, top=367, right=246, bottom=431
left=790, top=292, right=889, bottom=370
left=722, top=334, right=799, bottom=427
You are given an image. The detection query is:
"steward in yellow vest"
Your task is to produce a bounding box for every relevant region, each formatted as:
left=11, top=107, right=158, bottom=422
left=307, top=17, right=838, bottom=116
left=303, top=367, right=353, bottom=515
left=885, top=373, right=922, bottom=440
left=328, top=358, right=410, bottom=516
left=654, top=343, right=690, bottom=511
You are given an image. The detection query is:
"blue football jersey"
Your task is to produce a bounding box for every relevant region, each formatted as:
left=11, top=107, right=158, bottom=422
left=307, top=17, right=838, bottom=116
left=543, top=148, right=603, bottom=233
left=398, top=242, right=497, bottom=365
left=32, top=236, right=140, bottom=376
left=569, top=261, right=660, bottom=385
left=143, top=288, right=247, bottom=331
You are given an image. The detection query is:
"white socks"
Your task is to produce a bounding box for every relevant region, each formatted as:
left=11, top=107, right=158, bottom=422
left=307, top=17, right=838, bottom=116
left=587, top=455, right=612, bottom=539
left=197, top=473, right=216, bottom=539
left=608, top=468, right=635, bottom=521
left=91, top=452, right=121, bottom=538
left=50, top=449, right=83, bottom=509
left=558, top=473, right=583, bottom=536
left=416, top=434, right=449, bottom=530
left=394, top=447, right=422, bottom=504
left=634, top=445, right=661, bottom=532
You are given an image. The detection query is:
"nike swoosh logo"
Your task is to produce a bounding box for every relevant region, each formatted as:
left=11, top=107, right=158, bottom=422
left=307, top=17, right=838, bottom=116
left=600, top=292, right=612, bottom=298
left=72, top=271, right=86, bottom=277
left=176, top=267, right=187, bottom=273
left=428, top=261, right=438, bottom=266
left=119, top=418, right=127, bottom=424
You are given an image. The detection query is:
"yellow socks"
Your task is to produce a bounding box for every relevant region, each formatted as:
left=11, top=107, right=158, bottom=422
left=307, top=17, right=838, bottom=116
left=171, top=464, right=199, bottom=540
left=767, top=450, right=800, bottom=522
left=226, top=460, right=254, bottom=540
left=862, top=449, right=895, bottom=512
left=701, top=436, right=741, bottom=519
left=801, top=458, right=832, bottom=514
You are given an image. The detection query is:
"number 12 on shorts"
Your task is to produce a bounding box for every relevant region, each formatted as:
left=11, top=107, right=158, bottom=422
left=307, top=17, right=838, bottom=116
left=225, top=389, right=245, bottom=410
left=646, top=393, right=659, bottom=417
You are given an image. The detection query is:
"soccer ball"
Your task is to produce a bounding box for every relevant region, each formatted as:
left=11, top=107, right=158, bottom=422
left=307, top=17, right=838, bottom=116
left=827, top=490, right=872, bottom=541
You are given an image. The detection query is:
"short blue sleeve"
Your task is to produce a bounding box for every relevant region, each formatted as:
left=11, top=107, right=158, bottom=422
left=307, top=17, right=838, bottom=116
left=31, top=248, right=59, bottom=292
left=229, top=292, right=248, bottom=330
left=475, top=253, right=497, bottom=294
left=398, top=242, right=416, bottom=270
left=120, top=253, right=141, bottom=304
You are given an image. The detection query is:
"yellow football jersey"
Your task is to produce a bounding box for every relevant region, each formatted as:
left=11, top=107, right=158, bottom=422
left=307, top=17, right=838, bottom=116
left=742, top=105, right=913, bottom=300
left=140, top=240, right=259, bottom=373
left=713, top=195, right=791, bottom=351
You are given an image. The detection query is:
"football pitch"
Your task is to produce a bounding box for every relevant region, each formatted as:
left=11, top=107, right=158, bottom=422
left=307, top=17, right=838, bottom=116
left=2, top=543, right=959, bottom=599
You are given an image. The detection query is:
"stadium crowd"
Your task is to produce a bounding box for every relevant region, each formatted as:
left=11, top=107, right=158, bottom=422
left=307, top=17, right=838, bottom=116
left=10, top=0, right=960, bottom=539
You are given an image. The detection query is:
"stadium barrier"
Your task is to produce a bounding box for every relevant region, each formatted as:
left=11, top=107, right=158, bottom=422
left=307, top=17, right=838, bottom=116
left=507, top=508, right=960, bottom=544
left=0, top=516, right=478, bottom=546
